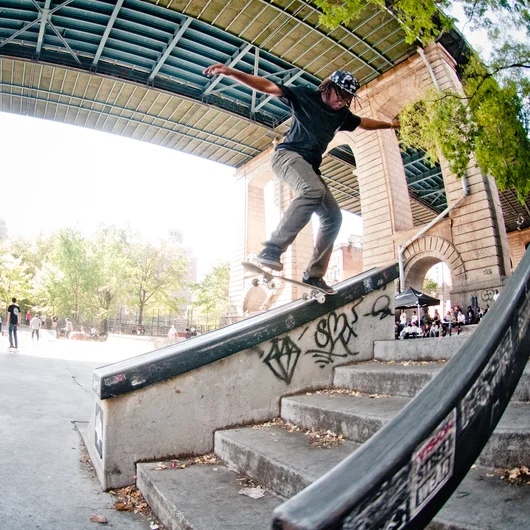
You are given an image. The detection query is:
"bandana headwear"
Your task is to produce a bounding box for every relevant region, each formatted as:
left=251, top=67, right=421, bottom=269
left=329, top=70, right=360, bottom=95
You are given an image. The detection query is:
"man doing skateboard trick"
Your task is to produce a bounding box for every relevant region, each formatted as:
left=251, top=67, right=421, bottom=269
left=203, top=64, right=399, bottom=293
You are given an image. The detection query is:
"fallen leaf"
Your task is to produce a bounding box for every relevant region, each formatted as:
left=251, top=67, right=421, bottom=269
left=239, top=487, right=265, bottom=499
left=90, top=515, right=108, bottom=524
left=114, top=500, right=132, bottom=511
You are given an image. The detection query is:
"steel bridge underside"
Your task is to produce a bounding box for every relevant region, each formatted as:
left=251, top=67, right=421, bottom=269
left=0, top=0, right=527, bottom=231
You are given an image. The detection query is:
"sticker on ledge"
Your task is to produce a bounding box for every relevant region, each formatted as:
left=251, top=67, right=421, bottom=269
left=363, top=278, right=374, bottom=292
left=95, top=403, right=104, bottom=459
left=410, top=409, right=456, bottom=518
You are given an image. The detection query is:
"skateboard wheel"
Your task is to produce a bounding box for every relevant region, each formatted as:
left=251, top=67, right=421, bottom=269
left=317, top=293, right=326, bottom=304
left=251, top=278, right=260, bottom=287
left=302, top=292, right=310, bottom=301
left=270, top=280, right=278, bottom=289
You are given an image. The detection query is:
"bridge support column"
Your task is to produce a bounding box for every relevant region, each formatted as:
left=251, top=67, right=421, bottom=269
left=227, top=148, right=315, bottom=318
left=355, top=44, right=511, bottom=308
left=421, top=44, right=511, bottom=307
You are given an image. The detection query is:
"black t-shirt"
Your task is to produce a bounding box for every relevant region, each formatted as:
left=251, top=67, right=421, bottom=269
left=275, top=84, right=361, bottom=174
left=7, top=304, right=20, bottom=325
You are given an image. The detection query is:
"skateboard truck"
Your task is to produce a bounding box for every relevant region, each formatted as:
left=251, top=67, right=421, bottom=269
left=242, top=260, right=329, bottom=304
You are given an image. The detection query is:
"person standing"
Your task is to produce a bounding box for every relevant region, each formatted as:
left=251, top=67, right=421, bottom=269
left=25, top=310, right=31, bottom=327
left=168, top=324, right=177, bottom=343
left=203, top=64, right=399, bottom=293
left=52, top=314, right=58, bottom=331
left=30, top=314, right=42, bottom=341
left=7, top=297, right=21, bottom=351
left=65, top=318, right=73, bottom=339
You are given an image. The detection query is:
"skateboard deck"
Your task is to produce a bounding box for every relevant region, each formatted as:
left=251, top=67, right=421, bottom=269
left=242, top=261, right=333, bottom=304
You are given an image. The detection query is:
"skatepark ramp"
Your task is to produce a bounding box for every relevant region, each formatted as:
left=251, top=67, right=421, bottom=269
left=83, top=264, right=399, bottom=490
left=272, top=248, right=530, bottom=529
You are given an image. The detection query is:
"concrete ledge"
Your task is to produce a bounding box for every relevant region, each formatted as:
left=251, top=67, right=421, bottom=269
left=215, top=426, right=360, bottom=499
left=334, top=362, right=441, bottom=397
left=281, top=393, right=409, bottom=443
left=477, top=402, right=530, bottom=469
left=374, top=334, right=470, bottom=361
left=94, top=265, right=397, bottom=400
left=137, top=462, right=282, bottom=530
left=428, top=467, right=530, bottom=530
left=281, top=393, right=530, bottom=470
left=85, top=266, right=398, bottom=490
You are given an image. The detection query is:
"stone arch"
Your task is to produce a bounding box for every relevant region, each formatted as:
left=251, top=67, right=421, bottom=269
left=242, top=283, right=268, bottom=314
left=364, top=61, right=430, bottom=122
left=402, top=235, right=465, bottom=290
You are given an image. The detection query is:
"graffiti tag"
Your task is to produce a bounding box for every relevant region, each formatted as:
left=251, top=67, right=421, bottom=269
left=305, top=302, right=361, bottom=367
left=261, top=337, right=301, bottom=384
left=364, top=295, right=394, bottom=320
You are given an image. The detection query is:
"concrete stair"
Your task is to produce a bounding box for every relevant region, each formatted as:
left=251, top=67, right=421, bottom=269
left=137, top=342, right=530, bottom=529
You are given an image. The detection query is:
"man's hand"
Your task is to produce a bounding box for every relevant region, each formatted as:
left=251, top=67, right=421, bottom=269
left=391, top=118, right=400, bottom=129
left=203, top=63, right=282, bottom=96
left=203, top=64, right=231, bottom=77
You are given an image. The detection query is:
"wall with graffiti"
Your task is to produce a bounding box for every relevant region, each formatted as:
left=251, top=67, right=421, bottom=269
left=85, top=281, right=394, bottom=490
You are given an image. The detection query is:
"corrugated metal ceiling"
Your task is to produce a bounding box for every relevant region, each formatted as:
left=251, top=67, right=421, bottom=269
left=0, top=0, right=526, bottom=230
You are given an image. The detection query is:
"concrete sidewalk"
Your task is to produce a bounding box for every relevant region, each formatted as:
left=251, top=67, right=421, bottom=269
left=0, top=342, right=155, bottom=529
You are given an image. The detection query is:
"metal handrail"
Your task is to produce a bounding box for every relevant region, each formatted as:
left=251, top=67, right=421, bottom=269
left=272, top=248, right=530, bottom=529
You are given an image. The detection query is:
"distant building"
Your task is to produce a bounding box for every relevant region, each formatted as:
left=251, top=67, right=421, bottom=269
left=168, top=229, right=183, bottom=245
left=0, top=217, right=7, bottom=239
left=324, top=236, right=363, bottom=285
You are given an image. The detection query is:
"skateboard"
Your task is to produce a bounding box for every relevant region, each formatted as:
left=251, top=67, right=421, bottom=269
left=242, top=261, right=333, bottom=304
left=7, top=346, right=18, bottom=353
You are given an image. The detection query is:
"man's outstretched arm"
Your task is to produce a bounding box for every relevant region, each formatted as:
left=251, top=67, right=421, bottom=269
left=203, top=64, right=282, bottom=96
left=359, top=117, right=400, bottom=130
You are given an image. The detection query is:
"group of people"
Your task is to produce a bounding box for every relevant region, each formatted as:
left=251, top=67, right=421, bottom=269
left=396, top=304, right=490, bottom=340
left=24, top=311, right=60, bottom=331
left=167, top=325, right=200, bottom=342
left=3, top=298, right=75, bottom=350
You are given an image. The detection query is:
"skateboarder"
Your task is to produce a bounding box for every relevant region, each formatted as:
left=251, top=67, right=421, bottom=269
left=7, top=297, right=21, bottom=351
left=203, top=64, right=399, bottom=293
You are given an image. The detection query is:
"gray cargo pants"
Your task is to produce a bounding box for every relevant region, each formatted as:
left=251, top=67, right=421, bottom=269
left=266, top=149, right=342, bottom=278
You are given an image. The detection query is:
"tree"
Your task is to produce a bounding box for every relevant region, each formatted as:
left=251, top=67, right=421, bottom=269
left=0, top=238, right=32, bottom=309
left=88, top=225, right=133, bottom=333
left=316, top=1, right=530, bottom=198
left=52, top=228, right=96, bottom=322
left=423, top=278, right=439, bottom=295
left=192, top=261, right=230, bottom=330
left=127, top=242, right=189, bottom=325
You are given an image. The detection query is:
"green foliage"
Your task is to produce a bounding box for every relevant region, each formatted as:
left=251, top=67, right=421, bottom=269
left=0, top=239, right=32, bottom=309
left=127, top=241, right=189, bottom=325
left=192, top=261, right=230, bottom=328
left=316, top=2, right=530, bottom=199
left=316, top=1, right=529, bottom=43
left=85, top=225, right=133, bottom=329
left=316, top=0, right=452, bottom=43
left=0, top=227, right=193, bottom=329
left=423, top=278, right=439, bottom=294
left=399, top=88, right=476, bottom=178
left=400, top=53, right=530, bottom=197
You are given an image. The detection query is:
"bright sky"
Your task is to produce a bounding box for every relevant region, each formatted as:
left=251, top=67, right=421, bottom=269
left=0, top=111, right=362, bottom=279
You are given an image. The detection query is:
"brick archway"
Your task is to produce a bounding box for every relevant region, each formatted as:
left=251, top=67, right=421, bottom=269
left=242, top=284, right=268, bottom=314
left=403, top=235, right=465, bottom=290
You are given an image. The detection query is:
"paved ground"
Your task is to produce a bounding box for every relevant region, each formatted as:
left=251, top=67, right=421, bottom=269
left=0, top=329, right=157, bottom=529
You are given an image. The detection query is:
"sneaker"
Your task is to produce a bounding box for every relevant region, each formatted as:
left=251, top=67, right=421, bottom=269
left=257, top=245, right=283, bottom=271
left=302, top=273, right=336, bottom=294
